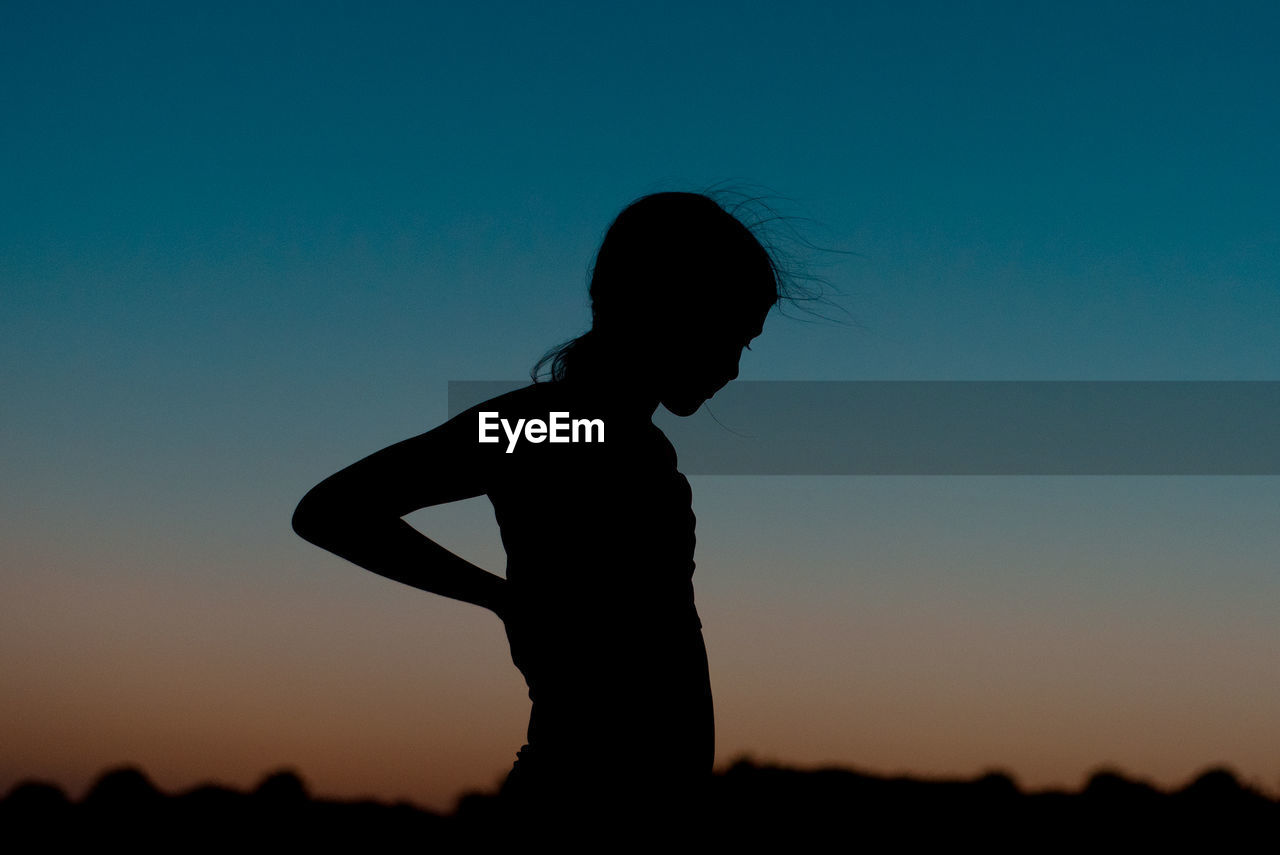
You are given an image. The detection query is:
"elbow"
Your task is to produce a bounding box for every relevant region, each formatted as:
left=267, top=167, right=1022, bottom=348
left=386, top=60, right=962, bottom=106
left=292, top=485, right=337, bottom=547
left=292, top=479, right=387, bottom=550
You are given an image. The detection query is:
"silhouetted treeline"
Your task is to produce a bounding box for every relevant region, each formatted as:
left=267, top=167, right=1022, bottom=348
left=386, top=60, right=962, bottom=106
left=3, top=759, right=1275, bottom=848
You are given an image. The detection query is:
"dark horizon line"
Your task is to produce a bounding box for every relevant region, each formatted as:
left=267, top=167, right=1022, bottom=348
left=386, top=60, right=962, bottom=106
left=5, top=755, right=1275, bottom=811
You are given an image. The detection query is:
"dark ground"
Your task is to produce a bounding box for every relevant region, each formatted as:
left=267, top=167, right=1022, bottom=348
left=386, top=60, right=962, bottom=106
left=3, top=759, right=1274, bottom=850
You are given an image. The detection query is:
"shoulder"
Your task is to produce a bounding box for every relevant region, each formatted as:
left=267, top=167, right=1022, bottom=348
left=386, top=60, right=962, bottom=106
left=463, top=381, right=570, bottom=418
left=455, top=382, right=593, bottom=477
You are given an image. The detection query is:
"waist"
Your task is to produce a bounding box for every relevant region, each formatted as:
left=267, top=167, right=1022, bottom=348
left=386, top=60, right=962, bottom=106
left=513, top=597, right=702, bottom=633
left=507, top=609, right=708, bottom=680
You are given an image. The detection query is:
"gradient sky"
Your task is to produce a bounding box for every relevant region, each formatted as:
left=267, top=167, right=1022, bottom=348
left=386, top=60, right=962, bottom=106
left=3, top=1, right=1278, bottom=810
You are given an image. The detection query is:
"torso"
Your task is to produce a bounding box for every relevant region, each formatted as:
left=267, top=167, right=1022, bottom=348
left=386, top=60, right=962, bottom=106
left=480, top=380, right=713, bottom=777
left=485, top=381, right=700, bottom=631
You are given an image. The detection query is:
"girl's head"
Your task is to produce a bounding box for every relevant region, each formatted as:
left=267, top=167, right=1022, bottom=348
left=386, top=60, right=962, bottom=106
left=533, top=190, right=823, bottom=415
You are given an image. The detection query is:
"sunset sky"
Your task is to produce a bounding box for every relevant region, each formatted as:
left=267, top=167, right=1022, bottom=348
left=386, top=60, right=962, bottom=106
left=3, top=1, right=1278, bottom=811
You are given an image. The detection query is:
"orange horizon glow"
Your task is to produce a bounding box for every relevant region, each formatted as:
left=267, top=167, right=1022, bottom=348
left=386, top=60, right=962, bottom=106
left=6, top=499, right=1278, bottom=813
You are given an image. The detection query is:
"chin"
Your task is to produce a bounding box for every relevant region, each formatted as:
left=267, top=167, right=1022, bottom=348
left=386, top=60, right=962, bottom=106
left=662, top=395, right=705, bottom=417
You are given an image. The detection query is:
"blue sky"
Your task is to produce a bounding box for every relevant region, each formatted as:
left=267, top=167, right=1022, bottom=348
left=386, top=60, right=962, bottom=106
left=3, top=1, right=1278, bottom=807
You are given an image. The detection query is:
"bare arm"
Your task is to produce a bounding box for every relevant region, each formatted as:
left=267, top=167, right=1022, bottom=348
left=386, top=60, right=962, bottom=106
left=292, top=407, right=508, bottom=618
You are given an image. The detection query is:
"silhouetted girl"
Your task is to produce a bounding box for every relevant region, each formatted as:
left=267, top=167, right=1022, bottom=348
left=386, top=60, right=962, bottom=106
left=293, top=191, right=792, bottom=835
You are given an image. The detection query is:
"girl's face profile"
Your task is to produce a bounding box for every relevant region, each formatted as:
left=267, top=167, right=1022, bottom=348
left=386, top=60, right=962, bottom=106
left=658, top=298, right=770, bottom=417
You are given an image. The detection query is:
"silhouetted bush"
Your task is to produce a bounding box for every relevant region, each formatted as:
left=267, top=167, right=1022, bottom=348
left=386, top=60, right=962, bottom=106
left=2, top=759, right=1275, bottom=848
left=253, top=769, right=308, bottom=803
left=82, top=766, right=161, bottom=808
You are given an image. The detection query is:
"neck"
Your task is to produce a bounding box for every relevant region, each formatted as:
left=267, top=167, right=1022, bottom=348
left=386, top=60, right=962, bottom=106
left=564, top=334, right=662, bottom=421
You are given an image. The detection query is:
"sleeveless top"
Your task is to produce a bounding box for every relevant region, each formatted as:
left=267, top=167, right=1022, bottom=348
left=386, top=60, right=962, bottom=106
left=475, top=380, right=715, bottom=784
left=482, top=380, right=702, bottom=640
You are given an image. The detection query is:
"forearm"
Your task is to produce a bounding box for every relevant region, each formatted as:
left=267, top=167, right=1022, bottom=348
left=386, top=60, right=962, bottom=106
left=299, top=514, right=507, bottom=614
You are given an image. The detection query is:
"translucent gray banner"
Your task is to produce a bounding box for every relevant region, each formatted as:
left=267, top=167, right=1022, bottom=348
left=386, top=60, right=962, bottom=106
left=448, top=381, right=1280, bottom=474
